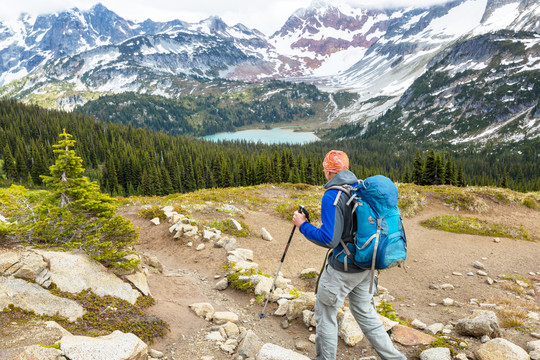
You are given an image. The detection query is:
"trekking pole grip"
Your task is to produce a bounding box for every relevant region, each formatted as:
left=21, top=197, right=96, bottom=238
left=298, top=205, right=310, bottom=223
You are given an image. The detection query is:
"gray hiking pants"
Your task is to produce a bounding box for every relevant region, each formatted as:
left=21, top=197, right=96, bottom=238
left=315, top=265, right=406, bottom=360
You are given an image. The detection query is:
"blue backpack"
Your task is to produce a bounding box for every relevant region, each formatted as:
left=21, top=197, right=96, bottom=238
left=328, top=175, right=407, bottom=292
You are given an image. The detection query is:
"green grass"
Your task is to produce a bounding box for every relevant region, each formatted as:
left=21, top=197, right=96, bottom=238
left=421, top=215, right=531, bottom=240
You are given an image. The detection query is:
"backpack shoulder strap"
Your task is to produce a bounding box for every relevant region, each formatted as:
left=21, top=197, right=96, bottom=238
left=325, top=185, right=354, bottom=206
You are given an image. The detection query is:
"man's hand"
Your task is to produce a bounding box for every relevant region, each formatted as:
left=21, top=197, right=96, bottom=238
left=292, top=211, right=307, bottom=227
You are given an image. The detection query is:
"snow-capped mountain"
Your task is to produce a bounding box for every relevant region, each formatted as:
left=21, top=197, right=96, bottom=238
left=269, top=1, right=392, bottom=77
left=0, top=0, right=538, bottom=145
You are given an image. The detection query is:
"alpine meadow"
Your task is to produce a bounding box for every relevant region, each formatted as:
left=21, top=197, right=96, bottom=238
left=0, top=1, right=539, bottom=359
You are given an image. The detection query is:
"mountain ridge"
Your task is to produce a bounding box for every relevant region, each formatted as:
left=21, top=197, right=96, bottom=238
left=0, top=0, right=538, bottom=148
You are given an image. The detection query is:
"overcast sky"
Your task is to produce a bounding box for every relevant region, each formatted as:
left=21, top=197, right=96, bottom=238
left=0, top=0, right=453, bottom=35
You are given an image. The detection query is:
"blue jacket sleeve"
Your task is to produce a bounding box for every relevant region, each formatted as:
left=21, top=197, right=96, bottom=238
left=299, top=190, right=344, bottom=249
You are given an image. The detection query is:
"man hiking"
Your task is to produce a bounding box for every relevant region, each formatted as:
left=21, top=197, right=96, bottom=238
left=292, top=150, right=406, bottom=360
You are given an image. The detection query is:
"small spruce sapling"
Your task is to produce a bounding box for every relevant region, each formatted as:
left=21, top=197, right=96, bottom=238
left=30, top=129, right=139, bottom=269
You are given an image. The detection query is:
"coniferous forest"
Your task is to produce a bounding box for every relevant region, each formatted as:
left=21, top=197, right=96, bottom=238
left=0, top=99, right=538, bottom=196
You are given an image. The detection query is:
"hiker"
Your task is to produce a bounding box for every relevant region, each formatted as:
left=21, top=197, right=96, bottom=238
left=292, top=150, right=406, bottom=360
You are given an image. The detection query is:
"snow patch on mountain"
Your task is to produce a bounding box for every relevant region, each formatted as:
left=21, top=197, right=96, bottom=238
left=473, top=2, right=520, bottom=35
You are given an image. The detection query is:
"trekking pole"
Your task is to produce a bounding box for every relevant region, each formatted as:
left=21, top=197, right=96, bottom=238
left=259, top=205, right=309, bottom=319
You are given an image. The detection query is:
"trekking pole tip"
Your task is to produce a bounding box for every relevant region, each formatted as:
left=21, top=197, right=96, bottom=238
left=258, top=312, right=266, bottom=319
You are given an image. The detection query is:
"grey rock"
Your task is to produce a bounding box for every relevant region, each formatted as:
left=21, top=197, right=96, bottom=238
left=425, top=323, right=444, bottom=335
left=0, top=277, right=85, bottom=321
left=237, top=330, right=263, bottom=359
left=475, top=338, right=529, bottom=360
left=221, top=321, right=240, bottom=339
left=256, top=343, right=311, bottom=360
left=456, top=310, right=501, bottom=338
left=124, top=271, right=151, bottom=296
left=230, top=218, right=243, bottom=231
left=215, top=278, right=229, bottom=291
left=213, top=311, right=239, bottom=325
left=286, top=292, right=316, bottom=321
left=261, top=228, right=273, bottom=241
left=220, top=338, right=238, bottom=354
left=473, top=261, right=486, bottom=270
left=295, top=340, right=310, bottom=351
left=528, top=340, right=540, bottom=352
left=35, top=250, right=140, bottom=304
left=481, top=335, right=490, bottom=343
left=150, top=217, right=160, bottom=225
left=442, top=298, right=454, bottom=306
left=420, top=347, right=451, bottom=360
left=338, top=310, right=364, bottom=346
left=61, top=330, right=148, bottom=360
left=411, top=319, right=427, bottom=330
left=189, top=302, right=215, bottom=320
left=0, top=345, right=65, bottom=360
left=441, top=283, right=454, bottom=290
left=13, top=251, right=48, bottom=281
left=149, top=349, right=165, bottom=358
left=224, top=238, right=237, bottom=252
left=477, top=270, right=488, bottom=276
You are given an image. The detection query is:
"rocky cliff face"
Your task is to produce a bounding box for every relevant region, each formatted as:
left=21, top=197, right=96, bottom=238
left=379, top=30, right=540, bottom=145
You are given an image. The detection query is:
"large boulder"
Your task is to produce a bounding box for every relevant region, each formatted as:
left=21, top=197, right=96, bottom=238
left=61, top=331, right=147, bottom=360
left=256, top=343, right=311, bottom=360
left=391, top=324, right=436, bottom=346
left=0, top=277, right=85, bottom=322
left=455, top=310, right=501, bottom=338
left=35, top=250, right=140, bottom=304
left=0, top=345, right=65, bottom=360
left=0, top=249, right=48, bottom=282
left=475, top=338, right=529, bottom=360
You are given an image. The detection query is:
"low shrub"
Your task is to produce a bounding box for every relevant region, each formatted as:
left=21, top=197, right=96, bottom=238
left=522, top=196, right=539, bottom=210
left=421, top=215, right=531, bottom=240
left=138, top=206, right=167, bottom=220
left=443, top=192, right=489, bottom=212
left=397, top=186, right=426, bottom=218
left=207, top=218, right=250, bottom=237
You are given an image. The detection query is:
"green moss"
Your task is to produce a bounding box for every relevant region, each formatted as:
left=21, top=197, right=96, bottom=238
left=431, top=334, right=468, bottom=355
left=421, top=215, right=531, bottom=241
left=40, top=343, right=61, bottom=350
left=376, top=300, right=409, bottom=326
left=42, top=288, right=168, bottom=344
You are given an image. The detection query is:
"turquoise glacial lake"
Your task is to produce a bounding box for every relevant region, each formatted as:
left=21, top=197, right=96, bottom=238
left=203, top=127, right=320, bottom=145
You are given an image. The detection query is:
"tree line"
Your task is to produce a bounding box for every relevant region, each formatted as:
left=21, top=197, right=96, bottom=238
left=1, top=99, right=537, bottom=196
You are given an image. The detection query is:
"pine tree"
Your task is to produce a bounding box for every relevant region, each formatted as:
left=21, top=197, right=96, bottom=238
left=499, top=168, right=508, bottom=188
left=2, top=145, right=16, bottom=180
left=403, top=165, right=411, bottom=183
left=422, top=149, right=436, bottom=185
left=457, top=162, right=465, bottom=187
left=33, top=129, right=138, bottom=268
left=412, top=150, right=423, bottom=185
